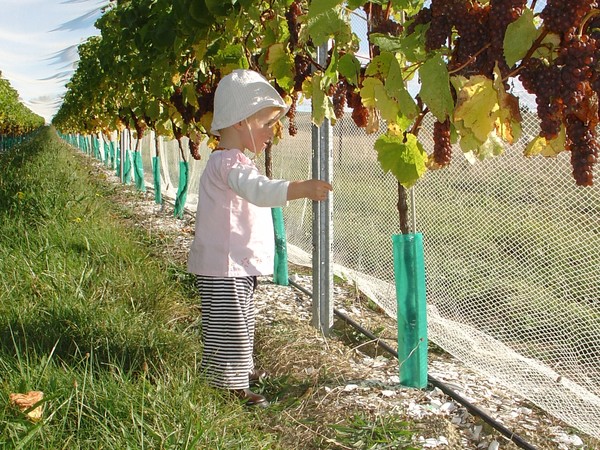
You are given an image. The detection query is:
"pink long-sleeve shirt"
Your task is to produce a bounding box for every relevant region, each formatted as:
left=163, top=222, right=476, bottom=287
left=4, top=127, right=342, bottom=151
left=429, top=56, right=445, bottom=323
left=187, top=148, right=289, bottom=277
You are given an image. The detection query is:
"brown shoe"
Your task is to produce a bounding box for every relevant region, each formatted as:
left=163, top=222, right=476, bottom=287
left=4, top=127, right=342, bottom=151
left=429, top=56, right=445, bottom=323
left=231, top=388, right=270, bottom=408
left=248, top=370, right=268, bottom=386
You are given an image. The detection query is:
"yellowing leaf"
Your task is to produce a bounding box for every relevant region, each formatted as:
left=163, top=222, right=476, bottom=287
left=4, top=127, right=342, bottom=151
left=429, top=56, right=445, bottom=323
left=492, top=64, right=522, bottom=144
left=10, top=391, right=44, bottom=422
left=524, top=127, right=566, bottom=157
left=360, top=77, right=400, bottom=122
left=453, top=75, right=498, bottom=143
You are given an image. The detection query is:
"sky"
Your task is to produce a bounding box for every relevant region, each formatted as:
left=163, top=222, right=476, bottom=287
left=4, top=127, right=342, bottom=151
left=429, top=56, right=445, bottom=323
left=0, top=0, right=104, bottom=123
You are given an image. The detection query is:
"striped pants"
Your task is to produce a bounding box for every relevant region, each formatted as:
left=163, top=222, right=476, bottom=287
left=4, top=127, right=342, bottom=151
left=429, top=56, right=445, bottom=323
left=195, top=275, right=257, bottom=389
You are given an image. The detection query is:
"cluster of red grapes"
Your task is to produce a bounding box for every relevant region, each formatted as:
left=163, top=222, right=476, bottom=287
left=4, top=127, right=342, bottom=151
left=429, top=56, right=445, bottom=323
left=285, top=1, right=303, bottom=51
left=170, top=87, right=195, bottom=125
left=401, top=0, right=599, bottom=184
left=540, top=0, right=594, bottom=36
left=194, top=80, right=216, bottom=125
left=329, top=80, right=347, bottom=120
left=286, top=92, right=298, bottom=136
left=347, top=84, right=369, bottom=128
left=518, top=58, right=563, bottom=139
left=433, top=119, right=452, bottom=167
left=519, top=14, right=599, bottom=185
left=189, top=138, right=201, bottom=160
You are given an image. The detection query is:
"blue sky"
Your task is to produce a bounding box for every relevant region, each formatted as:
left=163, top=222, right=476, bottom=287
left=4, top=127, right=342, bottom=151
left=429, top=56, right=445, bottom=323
left=0, top=0, right=103, bottom=123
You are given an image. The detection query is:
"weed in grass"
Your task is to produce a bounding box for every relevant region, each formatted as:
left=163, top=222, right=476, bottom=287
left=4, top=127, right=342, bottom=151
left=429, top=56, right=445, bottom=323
left=328, top=413, right=418, bottom=449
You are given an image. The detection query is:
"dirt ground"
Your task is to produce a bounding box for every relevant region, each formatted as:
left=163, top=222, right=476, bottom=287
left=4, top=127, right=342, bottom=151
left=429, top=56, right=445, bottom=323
left=86, top=152, right=598, bottom=450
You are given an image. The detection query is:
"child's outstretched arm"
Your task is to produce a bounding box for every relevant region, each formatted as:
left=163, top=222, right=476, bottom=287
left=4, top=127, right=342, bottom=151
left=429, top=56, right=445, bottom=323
left=287, top=179, right=333, bottom=202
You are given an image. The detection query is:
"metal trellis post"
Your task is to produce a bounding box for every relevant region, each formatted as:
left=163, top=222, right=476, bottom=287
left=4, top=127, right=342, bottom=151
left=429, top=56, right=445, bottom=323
left=311, top=43, right=334, bottom=335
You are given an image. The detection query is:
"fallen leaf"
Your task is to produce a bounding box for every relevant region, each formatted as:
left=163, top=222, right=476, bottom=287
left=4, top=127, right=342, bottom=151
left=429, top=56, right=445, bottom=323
left=10, top=391, right=44, bottom=422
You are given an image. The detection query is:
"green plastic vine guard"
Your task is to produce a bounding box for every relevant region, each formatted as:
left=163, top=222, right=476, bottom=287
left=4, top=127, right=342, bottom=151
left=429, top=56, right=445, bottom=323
left=174, top=161, right=188, bottom=219
left=132, top=151, right=146, bottom=192
left=392, top=232, right=428, bottom=388
left=123, top=149, right=132, bottom=184
left=110, top=141, right=117, bottom=169
left=152, top=156, right=162, bottom=204
left=104, top=142, right=111, bottom=167
left=271, top=207, right=289, bottom=286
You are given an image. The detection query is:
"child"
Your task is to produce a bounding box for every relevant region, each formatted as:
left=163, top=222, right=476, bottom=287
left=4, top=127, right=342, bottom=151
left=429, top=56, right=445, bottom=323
left=187, top=69, right=332, bottom=407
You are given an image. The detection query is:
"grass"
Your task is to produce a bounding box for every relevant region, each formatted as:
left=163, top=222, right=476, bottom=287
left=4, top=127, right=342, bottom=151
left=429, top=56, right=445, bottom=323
left=0, top=128, right=282, bottom=449
left=0, top=127, right=424, bottom=449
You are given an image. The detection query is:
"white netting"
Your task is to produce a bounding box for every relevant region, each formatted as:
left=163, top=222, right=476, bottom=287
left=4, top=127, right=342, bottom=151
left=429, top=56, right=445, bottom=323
left=267, top=108, right=600, bottom=439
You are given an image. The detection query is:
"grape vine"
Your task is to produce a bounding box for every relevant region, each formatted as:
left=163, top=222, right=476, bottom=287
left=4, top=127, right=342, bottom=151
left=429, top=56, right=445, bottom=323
left=51, top=0, right=600, bottom=187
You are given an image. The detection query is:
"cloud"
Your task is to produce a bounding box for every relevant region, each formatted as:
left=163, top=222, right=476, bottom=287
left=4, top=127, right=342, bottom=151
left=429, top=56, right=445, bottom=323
left=51, top=8, right=103, bottom=32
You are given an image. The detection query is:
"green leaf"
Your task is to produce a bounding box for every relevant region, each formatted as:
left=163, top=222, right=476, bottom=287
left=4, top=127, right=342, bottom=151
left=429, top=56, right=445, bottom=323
left=418, top=54, right=454, bottom=121
left=391, top=0, right=425, bottom=16
left=214, top=43, right=249, bottom=73
left=304, top=9, right=352, bottom=47
left=346, top=0, right=365, bottom=9
left=504, top=8, right=538, bottom=67
left=396, top=87, right=418, bottom=120
left=182, top=83, right=198, bottom=109
left=400, top=24, right=428, bottom=62
left=375, top=132, right=427, bottom=188
left=308, top=0, right=345, bottom=18
left=265, top=43, right=294, bottom=91
left=146, top=99, right=161, bottom=121
left=189, top=0, right=212, bottom=26
left=311, top=74, right=327, bottom=126
left=205, top=0, right=236, bottom=17
left=338, top=53, right=361, bottom=86
left=309, top=74, right=336, bottom=126
left=369, top=33, right=403, bottom=53
left=365, top=53, right=394, bottom=77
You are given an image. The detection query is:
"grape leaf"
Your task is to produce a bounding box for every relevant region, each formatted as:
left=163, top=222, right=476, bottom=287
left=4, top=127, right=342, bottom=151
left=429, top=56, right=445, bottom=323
left=386, top=56, right=417, bottom=119
left=346, top=0, right=365, bottom=10
left=524, top=127, right=566, bottom=157
left=391, top=0, right=425, bottom=16
left=338, top=53, right=361, bottom=86
left=146, top=99, right=161, bottom=121
left=492, top=65, right=522, bottom=144
left=265, top=43, right=294, bottom=91
left=308, top=0, right=345, bottom=18
left=303, top=9, right=352, bottom=47
left=452, top=75, right=498, bottom=143
left=401, top=23, right=428, bottom=63
left=369, top=33, right=403, bottom=53
left=365, top=53, right=394, bottom=77
left=311, top=74, right=335, bottom=126
left=361, top=77, right=400, bottom=122
left=419, top=54, right=454, bottom=121
left=504, top=8, right=538, bottom=67
left=182, top=83, right=198, bottom=108
left=375, top=131, right=427, bottom=188
left=205, top=0, right=236, bottom=17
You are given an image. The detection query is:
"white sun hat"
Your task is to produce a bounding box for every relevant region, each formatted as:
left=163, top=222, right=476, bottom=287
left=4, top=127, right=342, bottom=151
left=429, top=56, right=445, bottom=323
left=210, top=69, right=289, bottom=136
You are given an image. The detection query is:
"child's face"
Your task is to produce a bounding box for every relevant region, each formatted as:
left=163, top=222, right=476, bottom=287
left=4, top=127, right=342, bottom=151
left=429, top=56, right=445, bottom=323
left=242, top=107, right=282, bottom=153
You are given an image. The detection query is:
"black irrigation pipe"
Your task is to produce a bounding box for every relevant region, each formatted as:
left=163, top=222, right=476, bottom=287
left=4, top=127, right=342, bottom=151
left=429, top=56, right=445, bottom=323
left=288, top=278, right=538, bottom=450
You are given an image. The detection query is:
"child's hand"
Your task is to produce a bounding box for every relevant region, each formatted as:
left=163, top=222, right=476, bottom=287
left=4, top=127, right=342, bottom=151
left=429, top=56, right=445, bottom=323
left=287, top=179, right=333, bottom=201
